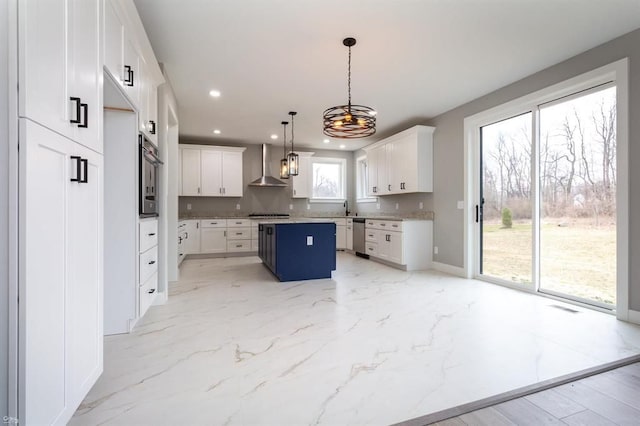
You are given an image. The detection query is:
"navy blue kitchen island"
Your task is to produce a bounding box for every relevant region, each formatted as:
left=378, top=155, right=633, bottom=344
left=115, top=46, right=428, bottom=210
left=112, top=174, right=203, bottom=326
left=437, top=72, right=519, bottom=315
left=258, top=222, right=336, bottom=282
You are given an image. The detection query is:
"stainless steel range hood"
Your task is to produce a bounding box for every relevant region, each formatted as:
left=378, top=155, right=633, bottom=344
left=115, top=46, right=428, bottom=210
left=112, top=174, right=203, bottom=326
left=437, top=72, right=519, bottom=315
left=248, top=144, right=288, bottom=187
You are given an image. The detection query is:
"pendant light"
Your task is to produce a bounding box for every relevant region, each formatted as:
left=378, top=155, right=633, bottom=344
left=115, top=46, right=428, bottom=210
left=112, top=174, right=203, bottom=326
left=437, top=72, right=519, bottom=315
left=323, top=37, right=376, bottom=139
left=287, top=111, right=299, bottom=176
left=279, top=121, right=290, bottom=179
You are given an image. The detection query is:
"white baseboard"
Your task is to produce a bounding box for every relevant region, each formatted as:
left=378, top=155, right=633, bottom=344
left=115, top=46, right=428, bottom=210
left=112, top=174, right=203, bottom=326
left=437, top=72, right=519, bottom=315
left=431, top=261, right=466, bottom=277
left=628, top=309, right=640, bottom=325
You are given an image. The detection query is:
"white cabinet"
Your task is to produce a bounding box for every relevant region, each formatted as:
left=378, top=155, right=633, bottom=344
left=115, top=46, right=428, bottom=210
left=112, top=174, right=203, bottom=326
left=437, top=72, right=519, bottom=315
left=291, top=152, right=314, bottom=198
left=184, top=220, right=201, bottom=255
left=180, top=145, right=246, bottom=197
left=138, top=218, right=158, bottom=318
left=346, top=218, right=353, bottom=250
left=20, top=119, right=103, bottom=425
left=364, top=219, right=432, bottom=271
left=200, top=220, right=228, bottom=253
left=364, top=125, right=434, bottom=195
left=177, top=222, right=187, bottom=265
left=333, top=218, right=347, bottom=250
left=137, top=58, right=159, bottom=144
left=19, top=0, right=102, bottom=153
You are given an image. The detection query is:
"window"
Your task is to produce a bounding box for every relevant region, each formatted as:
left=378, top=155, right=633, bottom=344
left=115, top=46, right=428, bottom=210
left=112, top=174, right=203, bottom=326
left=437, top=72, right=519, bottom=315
left=356, top=155, right=376, bottom=202
left=310, top=157, right=346, bottom=202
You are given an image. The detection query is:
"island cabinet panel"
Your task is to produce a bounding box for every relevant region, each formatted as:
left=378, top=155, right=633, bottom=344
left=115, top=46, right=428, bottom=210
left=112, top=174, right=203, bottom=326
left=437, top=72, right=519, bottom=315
left=259, top=223, right=336, bottom=281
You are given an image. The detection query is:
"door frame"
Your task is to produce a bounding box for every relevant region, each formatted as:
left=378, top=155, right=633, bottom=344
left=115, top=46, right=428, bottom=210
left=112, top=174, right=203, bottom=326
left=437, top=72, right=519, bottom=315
left=463, top=58, right=630, bottom=320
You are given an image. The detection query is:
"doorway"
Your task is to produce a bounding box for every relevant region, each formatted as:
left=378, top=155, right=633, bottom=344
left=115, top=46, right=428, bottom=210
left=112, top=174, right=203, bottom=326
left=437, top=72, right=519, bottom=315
left=467, top=60, right=628, bottom=314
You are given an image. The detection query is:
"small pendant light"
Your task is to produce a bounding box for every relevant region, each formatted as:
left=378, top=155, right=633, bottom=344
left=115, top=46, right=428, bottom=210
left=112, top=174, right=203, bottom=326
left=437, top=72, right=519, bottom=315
left=279, top=121, right=290, bottom=179
left=287, top=111, right=299, bottom=176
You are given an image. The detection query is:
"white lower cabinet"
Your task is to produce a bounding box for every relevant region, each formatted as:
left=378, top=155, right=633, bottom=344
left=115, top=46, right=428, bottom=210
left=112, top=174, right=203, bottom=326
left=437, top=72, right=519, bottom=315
left=346, top=218, right=353, bottom=251
left=200, top=226, right=227, bottom=254
left=20, top=119, right=103, bottom=425
left=335, top=218, right=347, bottom=250
left=364, top=219, right=432, bottom=271
left=138, top=218, right=158, bottom=318
left=184, top=220, right=201, bottom=254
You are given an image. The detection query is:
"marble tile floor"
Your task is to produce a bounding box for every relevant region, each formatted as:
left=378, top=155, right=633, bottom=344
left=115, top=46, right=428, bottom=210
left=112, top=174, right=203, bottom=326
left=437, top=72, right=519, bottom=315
left=71, top=253, right=640, bottom=426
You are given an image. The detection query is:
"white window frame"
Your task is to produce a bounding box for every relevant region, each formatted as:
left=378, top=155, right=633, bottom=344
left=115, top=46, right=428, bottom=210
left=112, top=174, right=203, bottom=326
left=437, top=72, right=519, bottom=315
left=309, top=157, right=347, bottom=203
left=463, top=58, right=629, bottom=320
left=356, top=155, right=376, bottom=203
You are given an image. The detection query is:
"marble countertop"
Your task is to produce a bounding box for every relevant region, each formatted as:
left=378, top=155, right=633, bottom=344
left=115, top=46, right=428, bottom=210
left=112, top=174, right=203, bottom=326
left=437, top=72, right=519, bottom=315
left=179, top=211, right=434, bottom=221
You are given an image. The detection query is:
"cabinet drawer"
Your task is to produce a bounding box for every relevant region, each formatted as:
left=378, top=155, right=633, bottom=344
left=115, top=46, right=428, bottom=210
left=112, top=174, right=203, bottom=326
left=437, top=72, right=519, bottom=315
left=139, top=219, right=158, bottom=253
left=227, top=228, right=251, bottom=240
left=139, top=272, right=158, bottom=317
left=139, top=245, right=158, bottom=284
left=227, top=218, right=251, bottom=227
left=365, top=242, right=378, bottom=257
left=365, top=229, right=379, bottom=243
left=369, top=219, right=402, bottom=231
left=227, top=240, right=251, bottom=252
left=346, top=218, right=353, bottom=225
left=333, top=218, right=347, bottom=226
left=201, top=219, right=227, bottom=228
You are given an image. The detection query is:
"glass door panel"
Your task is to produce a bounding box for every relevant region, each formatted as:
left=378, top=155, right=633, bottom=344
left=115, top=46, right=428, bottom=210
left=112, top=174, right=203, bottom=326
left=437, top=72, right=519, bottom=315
left=480, top=112, right=533, bottom=285
left=538, top=86, right=616, bottom=307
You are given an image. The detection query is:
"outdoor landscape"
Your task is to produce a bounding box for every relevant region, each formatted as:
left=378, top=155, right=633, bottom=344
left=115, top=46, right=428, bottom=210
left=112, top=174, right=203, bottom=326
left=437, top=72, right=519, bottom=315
left=481, top=86, right=617, bottom=306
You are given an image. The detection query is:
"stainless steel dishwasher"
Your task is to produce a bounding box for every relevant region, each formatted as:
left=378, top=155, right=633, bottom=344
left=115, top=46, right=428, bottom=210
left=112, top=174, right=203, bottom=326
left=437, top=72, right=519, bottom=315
left=353, top=217, right=368, bottom=258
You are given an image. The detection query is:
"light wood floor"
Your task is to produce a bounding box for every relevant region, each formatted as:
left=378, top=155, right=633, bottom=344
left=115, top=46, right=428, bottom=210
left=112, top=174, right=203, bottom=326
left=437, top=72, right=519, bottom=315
left=431, top=362, right=640, bottom=425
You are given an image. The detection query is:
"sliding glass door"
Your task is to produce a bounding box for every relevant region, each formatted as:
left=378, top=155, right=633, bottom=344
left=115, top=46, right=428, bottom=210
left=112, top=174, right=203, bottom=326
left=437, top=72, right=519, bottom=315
left=477, top=85, right=617, bottom=309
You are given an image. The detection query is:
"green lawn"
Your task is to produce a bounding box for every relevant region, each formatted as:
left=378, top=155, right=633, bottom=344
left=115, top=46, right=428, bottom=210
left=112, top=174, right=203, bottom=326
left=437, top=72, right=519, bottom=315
left=482, top=219, right=616, bottom=305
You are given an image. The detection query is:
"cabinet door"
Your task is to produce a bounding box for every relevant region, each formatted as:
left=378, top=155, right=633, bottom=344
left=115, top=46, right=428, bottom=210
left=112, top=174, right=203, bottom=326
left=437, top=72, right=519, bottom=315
left=200, top=228, right=227, bottom=253
left=68, top=0, right=102, bottom=152
left=180, top=148, right=201, bottom=196
left=376, top=144, right=389, bottom=195
left=137, top=59, right=149, bottom=135
left=21, top=120, right=69, bottom=425
left=393, top=136, right=418, bottom=193
left=336, top=225, right=346, bottom=250
left=19, top=0, right=69, bottom=139
left=122, top=35, right=140, bottom=107
left=146, top=82, right=158, bottom=145
left=185, top=220, right=201, bottom=254
left=66, top=143, right=103, bottom=411
left=292, top=155, right=310, bottom=198
left=346, top=224, right=353, bottom=250
left=387, top=231, right=404, bottom=264
left=221, top=151, right=243, bottom=196
left=366, top=148, right=378, bottom=196
left=201, top=149, right=223, bottom=196
left=103, top=0, right=124, bottom=84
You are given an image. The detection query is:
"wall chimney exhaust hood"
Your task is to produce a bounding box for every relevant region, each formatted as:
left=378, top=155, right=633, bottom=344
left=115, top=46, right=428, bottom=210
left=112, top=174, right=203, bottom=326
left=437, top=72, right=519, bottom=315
left=248, top=144, right=288, bottom=187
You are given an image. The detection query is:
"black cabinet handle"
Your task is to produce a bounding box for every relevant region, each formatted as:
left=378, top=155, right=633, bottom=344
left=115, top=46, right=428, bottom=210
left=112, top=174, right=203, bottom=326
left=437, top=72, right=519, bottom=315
left=70, top=97, right=81, bottom=124
left=475, top=205, right=479, bottom=223
left=388, top=184, right=391, bottom=191
left=267, top=227, right=273, bottom=235
left=124, top=65, right=134, bottom=86
left=185, top=232, right=188, bottom=239
left=70, top=156, right=81, bottom=182
left=148, top=233, right=156, bottom=236
left=80, top=158, right=88, bottom=183
left=149, top=120, right=156, bottom=135
left=148, top=260, right=156, bottom=265
left=79, top=102, right=88, bottom=128
left=148, top=288, right=155, bottom=294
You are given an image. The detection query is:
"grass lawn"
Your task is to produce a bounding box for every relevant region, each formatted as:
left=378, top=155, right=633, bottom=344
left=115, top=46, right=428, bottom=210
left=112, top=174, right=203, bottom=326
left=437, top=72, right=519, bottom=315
left=482, top=218, right=616, bottom=305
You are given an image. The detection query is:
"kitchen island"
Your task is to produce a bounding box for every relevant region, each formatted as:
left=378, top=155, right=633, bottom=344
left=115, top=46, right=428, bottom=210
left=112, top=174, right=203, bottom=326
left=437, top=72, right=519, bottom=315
left=258, top=221, right=336, bottom=282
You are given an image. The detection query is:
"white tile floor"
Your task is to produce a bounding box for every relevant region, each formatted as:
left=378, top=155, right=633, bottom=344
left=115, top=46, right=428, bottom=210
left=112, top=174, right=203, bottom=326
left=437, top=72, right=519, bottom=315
left=71, top=253, right=640, bottom=425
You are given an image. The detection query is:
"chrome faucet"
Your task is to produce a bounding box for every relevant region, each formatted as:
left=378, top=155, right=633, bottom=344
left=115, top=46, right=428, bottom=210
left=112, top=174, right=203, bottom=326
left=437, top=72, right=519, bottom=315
left=344, top=200, right=350, bottom=216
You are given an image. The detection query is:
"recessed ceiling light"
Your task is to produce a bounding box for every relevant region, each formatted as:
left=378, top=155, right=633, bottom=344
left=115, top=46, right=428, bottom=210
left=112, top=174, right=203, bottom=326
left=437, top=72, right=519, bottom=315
left=213, top=129, right=221, bottom=135
left=323, top=139, right=330, bottom=144
left=270, top=134, right=278, bottom=140
left=209, top=90, right=221, bottom=98
left=339, top=144, right=346, bottom=149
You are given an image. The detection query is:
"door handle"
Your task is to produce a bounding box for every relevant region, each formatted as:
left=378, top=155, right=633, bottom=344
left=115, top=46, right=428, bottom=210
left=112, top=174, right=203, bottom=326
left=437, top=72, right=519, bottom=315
left=80, top=158, right=88, bottom=183
left=79, top=102, right=88, bottom=128
left=475, top=205, right=479, bottom=223
left=124, top=65, right=134, bottom=86
left=149, top=120, right=156, bottom=135
left=148, top=260, right=156, bottom=265
left=70, top=97, right=82, bottom=124
left=148, top=288, right=155, bottom=294
left=388, top=184, right=391, bottom=191
left=70, top=156, right=82, bottom=182
left=148, top=233, right=156, bottom=236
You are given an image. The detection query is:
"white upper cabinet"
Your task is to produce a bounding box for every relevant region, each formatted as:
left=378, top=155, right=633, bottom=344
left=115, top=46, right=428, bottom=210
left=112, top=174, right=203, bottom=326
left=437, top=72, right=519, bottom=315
left=20, top=0, right=102, bottom=153
left=103, top=0, right=162, bottom=143
left=364, top=125, right=434, bottom=196
left=291, top=152, right=314, bottom=198
left=179, top=145, right=246, bottom=197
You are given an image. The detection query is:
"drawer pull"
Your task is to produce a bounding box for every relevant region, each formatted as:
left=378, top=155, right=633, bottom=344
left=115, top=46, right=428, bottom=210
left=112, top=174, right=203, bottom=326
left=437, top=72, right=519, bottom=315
left=236, top=244, right=242, bottom=248
left=210, top=222, right=217, bottom=225
left=236, top=232, right=242, bottom=235
left=148, top=288, right=156, bottom=294
left=148, top=260, right=156, bottom=265
left=148, top=232, right=156, bottom=236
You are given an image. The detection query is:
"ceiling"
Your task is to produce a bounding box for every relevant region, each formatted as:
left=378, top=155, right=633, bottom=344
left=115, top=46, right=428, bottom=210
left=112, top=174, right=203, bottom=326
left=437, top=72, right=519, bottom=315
left=134, top=0, right=640, bottom=151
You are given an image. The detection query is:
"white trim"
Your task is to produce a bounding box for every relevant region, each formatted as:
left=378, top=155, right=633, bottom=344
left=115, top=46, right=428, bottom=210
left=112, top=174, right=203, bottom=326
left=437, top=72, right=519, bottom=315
left=431, top=261, right=466, bottom=277
left=628, top=309, right=640, bottom=325
left=355, top=155, right=377, bottom=203
left=309, top=156, right=347, bottom=202
left=463, top=58, right=629, bottom=316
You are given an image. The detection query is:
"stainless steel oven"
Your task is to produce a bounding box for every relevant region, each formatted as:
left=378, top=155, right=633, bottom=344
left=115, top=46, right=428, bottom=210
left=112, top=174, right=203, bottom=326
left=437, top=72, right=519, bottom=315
left=139, top=134, right=162, bottom=217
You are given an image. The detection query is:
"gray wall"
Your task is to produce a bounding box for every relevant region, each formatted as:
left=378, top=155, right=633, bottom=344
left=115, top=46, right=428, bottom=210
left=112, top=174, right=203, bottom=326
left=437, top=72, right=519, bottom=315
left=1, top=0, right=9, bottom=417
left=429, top=28, right=640, bottom=310
left=178, top=140, right=354, bottom=217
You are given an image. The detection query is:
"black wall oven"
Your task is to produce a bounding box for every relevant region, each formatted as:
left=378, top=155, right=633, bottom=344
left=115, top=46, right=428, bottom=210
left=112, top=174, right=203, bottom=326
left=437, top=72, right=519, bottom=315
left=139, top=134, right=162, bottom=217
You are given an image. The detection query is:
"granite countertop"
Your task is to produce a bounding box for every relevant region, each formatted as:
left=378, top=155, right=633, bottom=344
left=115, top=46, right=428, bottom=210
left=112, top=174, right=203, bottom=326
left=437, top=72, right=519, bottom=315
left=180, top=211, right=435, bottom=221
